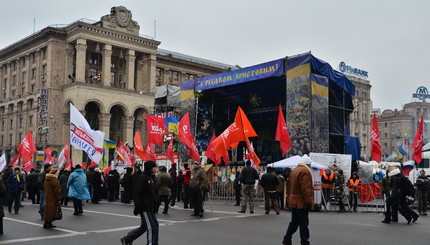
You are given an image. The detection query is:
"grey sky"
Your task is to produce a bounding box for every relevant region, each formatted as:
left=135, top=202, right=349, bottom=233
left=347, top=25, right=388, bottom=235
left=1, top=0, right=429, bottom=111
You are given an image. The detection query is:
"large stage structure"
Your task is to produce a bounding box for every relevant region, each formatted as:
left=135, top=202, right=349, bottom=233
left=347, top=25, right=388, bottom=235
left=180, top=52, right=361, bottom=164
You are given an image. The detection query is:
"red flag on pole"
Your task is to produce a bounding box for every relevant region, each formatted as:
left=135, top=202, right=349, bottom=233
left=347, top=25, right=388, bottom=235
left=413, top=115, right=424, bottom=164
left=103, top=165, right=112, bottom=174
left=57, top=141, right=69, bottom=169
left=89, top=161, right=98, bottom=168
left=146, top=114, right=167, bottom=146
left=179, top=113, right=200, bottom=161
left=44, top=148, right=53, bottom=164
left=275, top=104, right=292, bottom=157
left=187, top=139, right=200, bottom=162
left=133, top=130, right=145, bottom=160
left=23, top=160, right=35, bottom=172
left=9, top=153, right=21, bottom=167
left=117, top=141, right=134, bottom=166
left=166, top=137, right=175, bottom=164
left=64, top=159, right=73, bottom=171
left=221, top=150, right=230, bottom=166
left=17, top=130, right=37, bottom=163
left=205, top=134, right=221, bottom=166
left=371, top=114, right=382, bottom=162
left=245, top=137, right=260, bottom=166
left=144, top=143, right=156, bottom=161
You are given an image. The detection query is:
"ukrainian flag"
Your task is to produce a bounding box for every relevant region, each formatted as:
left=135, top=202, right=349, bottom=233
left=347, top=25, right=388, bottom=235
left=103, top=139, right=117, bottom=149
left=397, top=145, right=407, bottom=161
left=165, top=115, right=179, bottom=135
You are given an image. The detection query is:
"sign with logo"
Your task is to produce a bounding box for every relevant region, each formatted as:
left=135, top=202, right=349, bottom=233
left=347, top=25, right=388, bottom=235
left=339, top=61, right=368, bottom=77
left=413, top=86, right=430, bottom=100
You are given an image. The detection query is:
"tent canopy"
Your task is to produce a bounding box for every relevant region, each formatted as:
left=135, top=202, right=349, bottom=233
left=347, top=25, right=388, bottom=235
left=268, top=155, right=328, bottom=170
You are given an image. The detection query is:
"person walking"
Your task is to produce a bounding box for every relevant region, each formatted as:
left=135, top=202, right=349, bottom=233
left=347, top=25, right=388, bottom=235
left=233, top=171, right=241, bottom=206
left=43, top=169, right=61, bottom=229
left=416, top=169, right=429, bottom=215
left=6, top=167, right=24, bottom=214
left=121, top=161, right=160, bottom=245
left=59, top=169, right=70, bottom=206
left=157, top=166, right=171, bottom=214
left=347, top=172, right=361, bottom=212
left=0, top=173, right=6, bottom=235
left=168, top=163, right=178, bottom=207
left=282, top=159, right=314, bottom=245
left=189, top=161, right=208, bottom=217
left=38, top=163, right=52, bottom=219
left=67, top=164, right=91, bottom=216
left=238, top=160, right=259, bottom=214
left=260, top=167, right=280, bottom=215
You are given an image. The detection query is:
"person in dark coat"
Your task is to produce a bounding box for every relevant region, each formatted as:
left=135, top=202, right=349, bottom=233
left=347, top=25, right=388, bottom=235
left=107, top=170, right=118, bottom=202
left=27, top=168, right=40, bottom=204
left=260, top=167, right=280, bottom=215
left=238, top=160, right=259, bottom=214
left=6, top=167, right=24, bottom=214
left=59, top=170, right=70, bottom=206
left=121, top=167, right=133, bottom=204
left=0, top=173, right=6, bottom=235
left=38, top=163, right=52, bottom=219
left=43, top=169, right=61, bottom=229
left=177, top=170, right=184, bottom=202
left=168, top=163, right=178, bottom=207
left=233, top=171, right=241, bottom=206
left=415, top=169, right=429, bottom=215
left=86, top=167, right=95, bottom=202
left=157, top=166, right=171, bottom=214
left=121, top=161, right=160, bottom=245
left=182, top=164, right=191, bottom=209
left=113, top=169, right=120, bottom=200
left=91, top=168, right=102, bottom=204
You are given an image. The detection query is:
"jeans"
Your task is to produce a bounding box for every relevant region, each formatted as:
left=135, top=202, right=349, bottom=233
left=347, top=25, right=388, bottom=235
left=283, top=208, right=310, bottom=245
left=349, top=192, right=358, bottom=211
left=123, top=212, right=159, bottom=245
left=39, top=190, right=45, bottom=217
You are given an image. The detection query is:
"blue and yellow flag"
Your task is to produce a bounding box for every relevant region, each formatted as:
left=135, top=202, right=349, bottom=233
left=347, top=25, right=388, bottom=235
left=397, top=145, right=407, bottom=161
left=165, top=115, right=179, bottom=135
left=103, top=139, right=117, bottom=149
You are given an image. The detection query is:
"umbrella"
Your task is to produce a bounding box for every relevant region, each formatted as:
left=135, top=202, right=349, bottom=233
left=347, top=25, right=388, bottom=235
left=268, top=155, right=328, bottom=170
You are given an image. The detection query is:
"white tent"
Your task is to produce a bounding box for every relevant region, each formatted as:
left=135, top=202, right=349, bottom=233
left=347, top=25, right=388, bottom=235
left=267, top=155, right=328, bottom=170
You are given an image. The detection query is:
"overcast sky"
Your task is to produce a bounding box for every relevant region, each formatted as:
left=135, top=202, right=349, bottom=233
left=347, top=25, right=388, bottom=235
left=1, top=0, right=429, bottom=111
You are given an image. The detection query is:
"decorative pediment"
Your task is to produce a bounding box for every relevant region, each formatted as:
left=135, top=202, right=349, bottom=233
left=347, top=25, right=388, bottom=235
left=100, top=6, right=140, bottom=35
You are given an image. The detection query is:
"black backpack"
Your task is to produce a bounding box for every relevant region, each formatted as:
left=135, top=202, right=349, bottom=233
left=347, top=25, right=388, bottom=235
left=401, top=175, right=415, bottom=197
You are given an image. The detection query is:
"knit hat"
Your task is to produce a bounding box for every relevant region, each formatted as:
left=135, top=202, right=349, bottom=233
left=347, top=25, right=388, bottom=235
left=171, top=162, right=177, bottom=168
left=144, top=161, right=156, bottom=173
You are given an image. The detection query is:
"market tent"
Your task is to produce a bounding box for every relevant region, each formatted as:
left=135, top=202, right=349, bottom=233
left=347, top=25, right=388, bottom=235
left=267, top=155, right=328, bottom=170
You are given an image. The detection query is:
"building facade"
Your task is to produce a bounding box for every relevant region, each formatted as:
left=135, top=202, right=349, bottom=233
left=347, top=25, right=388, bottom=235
left=346, top=75, right=372, bottom=160
left=0, top=6, right=234, bottom=164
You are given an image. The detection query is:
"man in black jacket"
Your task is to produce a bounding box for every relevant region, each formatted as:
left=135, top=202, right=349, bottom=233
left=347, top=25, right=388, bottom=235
left=121, top=161, right=159, bottom=245
left=260, top=167, right=280, bottom=215
left=238, top=160, right=259, bottom=214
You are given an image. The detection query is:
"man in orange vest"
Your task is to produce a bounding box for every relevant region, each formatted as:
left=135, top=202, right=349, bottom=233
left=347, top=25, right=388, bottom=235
left=347, top=172, right=361, bottom=212
left=321, top=169, right=334, bottom=209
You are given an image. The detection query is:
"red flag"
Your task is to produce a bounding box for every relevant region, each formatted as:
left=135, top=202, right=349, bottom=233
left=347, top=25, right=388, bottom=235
left=245, top=137, right=260, bottom=166
left=81, top=162, right=87, bottom=169
left=117, top=141, right=135, bottom=166
left=9, top=153, right=21, bottom=166
left=89, top=161, right=98, bottom=168
left=57, top=141, right=69, bottom=169
left=144, top=143, right=156, bottom=161
left=221, top=150, right=230, bottom=166
left=358, top=183, right=382, bottom=203
left=235, top=107, right=258, bottom=138
left=178, top=113, right=195, bottom=148
left=166, top=137, right=175, bottom=164
left=205, top=134, right=221, bottom=166
left=23, top=160, right=35, bottom=172
left=44, top=148, right=53, bottom=164
left=275, top=104, right=292, bottom=156
left=103, top=165, right=112, bottom=174
left=187, top=139, right=200, bottom=162
left=134, top=130, right=145, bottom=160
left=413, top=115, right=424, bottom=164
left=371, top=114, right=382, bottom=162
left=146, top=114, right=167, bottom=146
left=17, top=130, right=37, bottom=163
left=64, top=159, right=73, bottom=171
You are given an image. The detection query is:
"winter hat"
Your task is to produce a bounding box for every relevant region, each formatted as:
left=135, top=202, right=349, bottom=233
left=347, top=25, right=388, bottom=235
left=171, top=162, right=177, bottom=168
left=144, top=161, right=156, bottom=173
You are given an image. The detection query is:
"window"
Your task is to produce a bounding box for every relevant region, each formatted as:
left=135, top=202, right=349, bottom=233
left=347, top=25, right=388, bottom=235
left=12, top=90, right=15, bottom=97
left=0, top=135, right=3, bottom=145
left=12, top=75, right=16, bottom=85
left=22, top=72, right=26, bottom=85
left=10, top=119, right=13, bottom=129
left=42, top=64, right=47, bottom=77
left=19, top=117, right=23, bottom=128
left=385, top=133, right=388, bottom=137
left=169, top=70, right=179, bottom=80
left=384, top=142, right=387, bottom=147
left=32, top=68, right=36, bottom=79
left=384, top=123, right=387, bottom=127
left=29, top=115, right=33, bottom=127
left=18, top=133, right=22, bottom=143
left=156, top=68, right=162, bottom=78
left=12, top=61, right=16, bottom=71
left=32, top=53, right=36, bottom=63
left=29, top=100, right=33, bottom=109
left=31, top=84, right=35, bottom=93
left=1, top=121, right=4, bottom=131
left=9, top=134, right=12, bottom=145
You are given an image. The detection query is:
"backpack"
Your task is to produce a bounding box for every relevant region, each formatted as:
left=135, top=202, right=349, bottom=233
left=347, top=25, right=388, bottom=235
left=401, top=175, right=415, bottom=197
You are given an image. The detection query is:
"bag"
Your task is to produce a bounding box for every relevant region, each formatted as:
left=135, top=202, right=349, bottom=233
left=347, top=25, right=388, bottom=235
left=402, top=176, right=415, bottom=197
left=53, top=204, right=63, bottom=220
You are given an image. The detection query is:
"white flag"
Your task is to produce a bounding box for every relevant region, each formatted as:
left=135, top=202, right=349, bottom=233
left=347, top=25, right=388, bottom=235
left=0, top=153, right=6, bottom=172
left=70, top=104, right=105, bottom=163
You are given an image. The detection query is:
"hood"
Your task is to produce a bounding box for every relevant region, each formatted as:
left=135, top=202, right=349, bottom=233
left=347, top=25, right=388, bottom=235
left=388, top=168, right=401, bottom=177
left=45, top=173, right=58, bottom=181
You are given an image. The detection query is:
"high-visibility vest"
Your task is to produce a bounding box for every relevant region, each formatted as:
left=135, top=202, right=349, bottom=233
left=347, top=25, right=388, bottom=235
left=348, top=179, right=361, bottom=192
left=321, top=173, right=334, bottom=189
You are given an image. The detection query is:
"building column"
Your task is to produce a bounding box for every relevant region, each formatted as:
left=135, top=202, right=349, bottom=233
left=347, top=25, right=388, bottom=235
left=125, top=50, right=135, bottom=90
left=65, top=44, right=75, bottom=84
left=102, top=44, right=112, bottom=86
left=148, top=54, right=157, bottom=90
left=75, top=39, right=87, bottom=83
left=122, top=116, right=135, bottom=146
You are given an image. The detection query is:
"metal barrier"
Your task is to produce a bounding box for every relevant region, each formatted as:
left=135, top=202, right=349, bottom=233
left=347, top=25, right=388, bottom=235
left=209, top=180, right=265, bottom=206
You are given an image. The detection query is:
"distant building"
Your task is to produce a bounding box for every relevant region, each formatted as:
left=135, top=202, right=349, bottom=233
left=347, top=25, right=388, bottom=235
left=0, top=6, right=235, bottom=164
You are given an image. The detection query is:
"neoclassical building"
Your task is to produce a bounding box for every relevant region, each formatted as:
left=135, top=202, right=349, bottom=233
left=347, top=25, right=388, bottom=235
left=0, top=6, right=234, bottom=164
